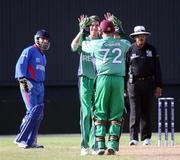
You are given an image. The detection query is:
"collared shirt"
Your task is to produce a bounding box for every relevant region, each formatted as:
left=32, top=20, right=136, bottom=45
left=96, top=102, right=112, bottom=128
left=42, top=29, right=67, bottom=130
left=126, top=43, right=162, bottom=87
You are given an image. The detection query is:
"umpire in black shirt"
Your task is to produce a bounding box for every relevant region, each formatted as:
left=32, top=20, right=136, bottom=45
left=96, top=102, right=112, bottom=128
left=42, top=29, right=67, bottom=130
left=126, top=26, right=162, bottom=146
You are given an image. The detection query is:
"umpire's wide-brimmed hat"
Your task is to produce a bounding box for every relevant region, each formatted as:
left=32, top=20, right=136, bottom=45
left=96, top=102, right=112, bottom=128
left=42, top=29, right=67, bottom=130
left=129, top=26, right=151, bottom=38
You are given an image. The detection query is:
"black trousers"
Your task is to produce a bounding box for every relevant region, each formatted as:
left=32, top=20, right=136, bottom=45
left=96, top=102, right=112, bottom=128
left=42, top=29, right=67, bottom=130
left=127, top=79, right=155, bottom=141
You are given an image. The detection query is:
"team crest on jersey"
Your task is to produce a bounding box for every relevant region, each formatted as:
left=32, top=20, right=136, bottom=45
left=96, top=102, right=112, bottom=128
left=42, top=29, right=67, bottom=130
left=36, top=58, right=41, bottom=63
left=146, top=50, right=152, bottom=57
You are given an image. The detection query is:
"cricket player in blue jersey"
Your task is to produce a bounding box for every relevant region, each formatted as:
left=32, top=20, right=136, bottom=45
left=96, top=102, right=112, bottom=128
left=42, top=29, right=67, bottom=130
left=14, top=29, right=50, bottom=149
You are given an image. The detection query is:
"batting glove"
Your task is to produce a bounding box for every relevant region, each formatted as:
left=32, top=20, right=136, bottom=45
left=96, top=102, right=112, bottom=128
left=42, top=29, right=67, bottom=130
left=18, top=78, right=32, bottom=92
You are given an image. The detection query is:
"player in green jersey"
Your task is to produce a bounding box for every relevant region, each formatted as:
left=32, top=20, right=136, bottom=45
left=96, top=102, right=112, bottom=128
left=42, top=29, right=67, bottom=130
left=89, top=13, right=131, bottom=152
left=82, top=20, right=129, bottom=155
left=71, top=15, right=100, bottom=156
left=104, top=12, right=131, bottom=114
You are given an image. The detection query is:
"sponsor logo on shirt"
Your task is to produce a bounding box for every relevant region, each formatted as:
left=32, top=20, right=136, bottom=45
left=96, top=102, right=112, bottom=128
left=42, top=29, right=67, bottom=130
left=36, top=58, right=41, bottom=63
left=36, top=64, right=45, bottom=71
left=82, top=55, right=93, bottom=62
left=130, top=53, right=139, bottom=59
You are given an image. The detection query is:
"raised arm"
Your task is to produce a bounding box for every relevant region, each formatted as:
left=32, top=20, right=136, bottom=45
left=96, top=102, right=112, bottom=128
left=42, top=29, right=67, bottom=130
left=71, top=15, right=92, bottom=51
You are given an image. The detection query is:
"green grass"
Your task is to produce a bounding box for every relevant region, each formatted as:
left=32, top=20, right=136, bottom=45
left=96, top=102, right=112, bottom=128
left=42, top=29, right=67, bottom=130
left=0, top=133, right=180, bottom=160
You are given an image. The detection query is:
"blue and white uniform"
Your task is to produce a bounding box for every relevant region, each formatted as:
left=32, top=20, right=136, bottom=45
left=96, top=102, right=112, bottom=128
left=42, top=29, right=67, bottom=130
left=15, top=44, right=46, bottom=146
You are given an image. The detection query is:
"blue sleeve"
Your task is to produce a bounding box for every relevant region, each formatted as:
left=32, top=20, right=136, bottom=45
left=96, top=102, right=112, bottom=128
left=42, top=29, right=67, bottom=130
left=44, top=55, right=47, bottom=66
left=15, top=48, right=30, bottom=79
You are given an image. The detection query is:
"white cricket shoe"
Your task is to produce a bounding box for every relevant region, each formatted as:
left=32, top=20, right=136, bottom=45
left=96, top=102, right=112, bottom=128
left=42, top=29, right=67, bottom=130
left=17, top=141, right=28, bottom=148
left=13, top=139, right=18, bottom=145
left=80, top=147, right=89, bottom=156
left=92, top=149, right=105, bottom=155
left=13, top=135, right=20, bottom=145
left=129, top=140, right=138, bottom=146
left=91, top=149, right=96, bottom=155
left=143, top=139, right=151, bottom=145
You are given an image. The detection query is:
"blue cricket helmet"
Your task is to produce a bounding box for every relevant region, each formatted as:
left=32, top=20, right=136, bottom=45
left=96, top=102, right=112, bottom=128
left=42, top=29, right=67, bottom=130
left=34, top=29, right=50, bottom=50
left=35, top=29, right=50, bottom=39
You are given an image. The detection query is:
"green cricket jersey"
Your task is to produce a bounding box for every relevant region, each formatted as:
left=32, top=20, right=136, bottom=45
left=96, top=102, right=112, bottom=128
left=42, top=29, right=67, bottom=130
left=82, top=36, right=129, bottom=76
left=72, top=36, right=97, bottom=79
left=120, top=39, right=131, bottom=47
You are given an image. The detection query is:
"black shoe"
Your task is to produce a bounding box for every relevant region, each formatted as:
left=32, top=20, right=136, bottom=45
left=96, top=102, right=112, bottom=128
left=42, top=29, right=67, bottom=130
left=31, top=144, right=44, bottom=148
left=107, top=148, right=115, bottom=155
left=24, top=144, right=44, bottom=149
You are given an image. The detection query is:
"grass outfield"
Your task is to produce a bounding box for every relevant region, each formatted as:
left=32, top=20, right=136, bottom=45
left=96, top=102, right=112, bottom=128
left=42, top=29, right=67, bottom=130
left=0, top=133, right=180, bottom=160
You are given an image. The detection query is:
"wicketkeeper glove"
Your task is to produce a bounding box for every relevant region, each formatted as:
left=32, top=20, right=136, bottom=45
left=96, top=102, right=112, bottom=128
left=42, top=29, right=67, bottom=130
left=108, top=15, right=122, bottom=27
left=79, top=16, right=92, bottom=32
left=108, top=15, right=125, bottom=35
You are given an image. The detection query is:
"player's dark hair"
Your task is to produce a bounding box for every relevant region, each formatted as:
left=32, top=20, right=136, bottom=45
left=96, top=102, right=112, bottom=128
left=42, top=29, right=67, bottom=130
left=90, top=15, right=100, bottom=22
